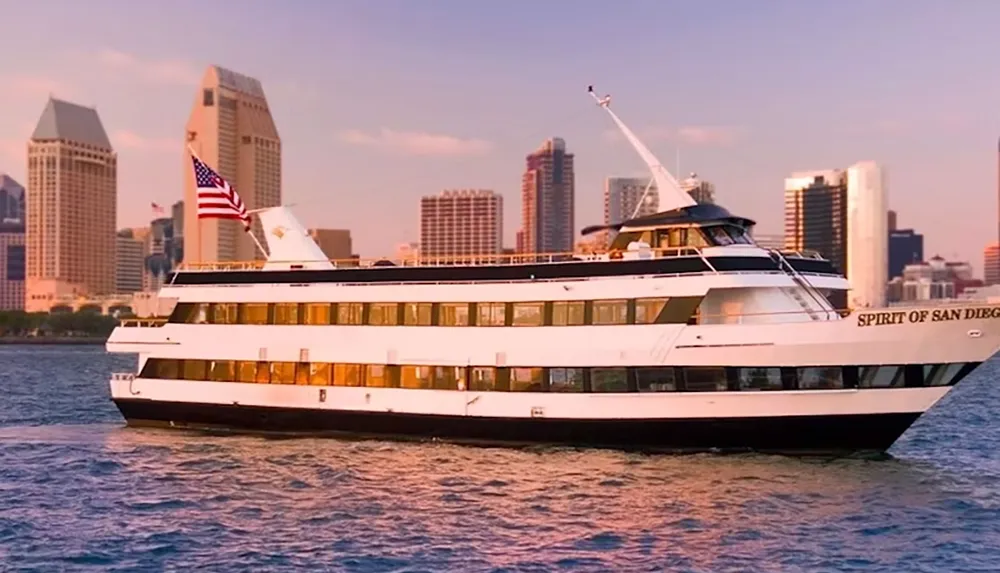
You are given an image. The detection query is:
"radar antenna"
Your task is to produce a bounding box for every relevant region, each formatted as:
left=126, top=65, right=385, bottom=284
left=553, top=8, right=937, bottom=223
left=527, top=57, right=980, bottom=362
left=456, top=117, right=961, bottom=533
left=587, top=85, right=696, bottom=213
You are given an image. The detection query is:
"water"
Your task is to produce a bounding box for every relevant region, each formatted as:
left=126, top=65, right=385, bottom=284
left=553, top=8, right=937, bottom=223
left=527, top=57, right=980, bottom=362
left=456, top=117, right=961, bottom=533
left=1, top=347, right=999, bottom=572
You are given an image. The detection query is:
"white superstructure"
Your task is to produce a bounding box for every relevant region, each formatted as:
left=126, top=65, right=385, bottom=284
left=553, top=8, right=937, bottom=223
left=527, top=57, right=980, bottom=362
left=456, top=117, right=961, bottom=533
left=104, top=87, right=1000, bottom=455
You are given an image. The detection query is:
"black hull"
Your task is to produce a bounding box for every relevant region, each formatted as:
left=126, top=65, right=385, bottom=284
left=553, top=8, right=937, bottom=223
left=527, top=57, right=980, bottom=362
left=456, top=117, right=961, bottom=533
left=112, top=398, right=922, bottom=455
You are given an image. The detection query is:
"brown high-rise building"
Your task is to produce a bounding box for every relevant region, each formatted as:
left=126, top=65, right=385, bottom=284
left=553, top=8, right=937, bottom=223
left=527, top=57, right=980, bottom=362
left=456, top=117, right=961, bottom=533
left=519, top=138, right=574, bottom=254
left=26, top=98, right=117, bottom=299
left=184, top=66, right=281, bottom=264
left=308, top=229, right=353, bottom=261
left=783, top=169, right=848, bottom=275
left=420, top=190, right=502, bottom=259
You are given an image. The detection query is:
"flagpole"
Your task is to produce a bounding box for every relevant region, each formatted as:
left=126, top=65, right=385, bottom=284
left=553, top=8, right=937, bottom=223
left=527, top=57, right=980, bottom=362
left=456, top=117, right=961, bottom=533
left=188, top=141, right=267, bottom=261
left=187, top=135, right=203, bottom=267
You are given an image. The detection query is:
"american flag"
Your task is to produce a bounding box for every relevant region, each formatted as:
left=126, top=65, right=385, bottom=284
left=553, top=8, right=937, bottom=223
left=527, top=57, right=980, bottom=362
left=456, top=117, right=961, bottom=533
left=191, top=154, right=251, bottom=231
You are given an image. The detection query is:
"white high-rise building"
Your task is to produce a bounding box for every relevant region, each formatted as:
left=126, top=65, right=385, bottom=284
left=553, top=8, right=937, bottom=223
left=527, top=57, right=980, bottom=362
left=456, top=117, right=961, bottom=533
left=846, top=161, right=888, bottom=309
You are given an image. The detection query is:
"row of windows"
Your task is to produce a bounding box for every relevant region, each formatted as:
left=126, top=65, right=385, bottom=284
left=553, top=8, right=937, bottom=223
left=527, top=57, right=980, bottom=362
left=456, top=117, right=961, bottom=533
left=168, top=298, right=704, bottom=327
left=140, top=359, right=969, bottom=393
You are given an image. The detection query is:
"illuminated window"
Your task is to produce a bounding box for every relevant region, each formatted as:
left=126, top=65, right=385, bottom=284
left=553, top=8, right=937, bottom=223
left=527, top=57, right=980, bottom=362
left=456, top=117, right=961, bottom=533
left=271, top=362, right=296, bottom=384
left=338, top=303, right=364, bottom=325
left=439, top=303, right=469, bottom=326
left=551, top=301, right=585, bottom=326
left=236, top=361, right=256, bottom=382
left=274, top=303, right=299, bottom=325
left=253, top=361, right=270, bottom=383
left=366, top=365, right=387, bottom=387
left=400, top=365, right=433, bottom=389
left=511, top=302, right=544, bottom=326
left=211, top=304, right=238, bottom=325
left=368, top=303, right=398, bottom=326
left=303, top=303, right=331, bottom=325
left=309, top=363, right=331, bottom=385
left=635, top=298, right=667, bottom=324
left=294, top=362, right=310, bottom=385
left=592, top=300, right=628, bottom=325
left=469, top=367, right=495, bottom=391
left=238, top=303, right=269, bottom=325
left=181, top=359, right=207, bottom=381
left=478, top=303, right=506, bottom=326
left=431, top=366, right=465, bottom=390
left=333, top=363, right=362, bottom=386
left=209, top=360, right=236, bottom=382
left=403, top=303, right=432, bottom=326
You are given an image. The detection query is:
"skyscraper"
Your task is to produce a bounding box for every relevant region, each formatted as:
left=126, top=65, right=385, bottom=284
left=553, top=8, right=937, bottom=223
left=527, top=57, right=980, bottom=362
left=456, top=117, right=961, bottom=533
left=520, top=138, right=574, bottom=254
left=985, top=243, right=1000, bottom=285
left=846, top=161, right=888, bottom=309
left=115, top=229, right=145, bottom=294
left=26, top=98, right=117, bottom=298
left=678, top=173, right=716, bottom=205
left=184, top=66, right=281, bottom=264
left=604, top=177, right=658, bottom=247
left=420, top=189, right=502, bottom=258
left=0, top=175, right=25, bottom=222
left=0, top=221, right=25, bottom=310
left=783, top=169, right=848, bottom=274
left=308, top=229, right=353, bottom=260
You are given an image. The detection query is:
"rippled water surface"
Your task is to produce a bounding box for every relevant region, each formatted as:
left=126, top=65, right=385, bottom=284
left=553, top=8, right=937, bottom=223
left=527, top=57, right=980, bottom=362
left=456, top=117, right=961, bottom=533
left=1, top=346, right=1000, bottom=572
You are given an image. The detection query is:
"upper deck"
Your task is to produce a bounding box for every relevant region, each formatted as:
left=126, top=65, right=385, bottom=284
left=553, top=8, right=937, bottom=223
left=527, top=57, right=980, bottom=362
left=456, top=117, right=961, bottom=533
left=168, top=244, right=840, bottom=287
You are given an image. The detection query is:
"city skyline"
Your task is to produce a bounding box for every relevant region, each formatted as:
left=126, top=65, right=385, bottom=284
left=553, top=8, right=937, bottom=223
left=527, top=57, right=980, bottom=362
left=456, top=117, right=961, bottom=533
left=0, top=1, right=998, bottom=272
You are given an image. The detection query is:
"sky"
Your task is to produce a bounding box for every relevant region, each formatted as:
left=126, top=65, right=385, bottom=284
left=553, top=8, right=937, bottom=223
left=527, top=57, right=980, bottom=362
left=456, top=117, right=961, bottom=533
left=0, top=0, right=998, bottom=272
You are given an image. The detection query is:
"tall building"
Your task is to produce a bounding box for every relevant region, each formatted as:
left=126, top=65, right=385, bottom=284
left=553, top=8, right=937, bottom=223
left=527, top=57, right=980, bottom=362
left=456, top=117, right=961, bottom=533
left=985, top=243, right=1000, bottom=286
left=679, top=173, right=716, bottom=204
left=144, top=217, right=181, bottom=291
left=0, top=175, right=25, bottom=222
left=603, top=177, right=658, bottom=247
left=26, top=97, right=117, bottom=298
left=420, top=189, right=502, bottom=258
left=889, top=228, right=923, bottom=279
left=783, top=169, right=847, bottom=274
left=887, top=209, right=897, bottom=232
left=520, top=138, right=574, bottom=254
left=184, top=66, right=281, bottom=264
left=0, top=221, right=25, bottom=310
left=308, top=229, right=353, bottom=260
left=115, top=229, right=145, bottom=294
left=846, top=161, right=888, bottom=309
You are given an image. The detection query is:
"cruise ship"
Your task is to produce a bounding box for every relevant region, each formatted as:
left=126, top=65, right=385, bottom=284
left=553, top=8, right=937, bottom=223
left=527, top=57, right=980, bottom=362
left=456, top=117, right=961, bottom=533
left=106, top=87, right=1000, bottom=454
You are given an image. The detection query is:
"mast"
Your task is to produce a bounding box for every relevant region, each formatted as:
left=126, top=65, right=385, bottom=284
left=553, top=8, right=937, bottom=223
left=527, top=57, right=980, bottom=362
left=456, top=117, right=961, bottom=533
left=588, top=85, right=697, bottom=212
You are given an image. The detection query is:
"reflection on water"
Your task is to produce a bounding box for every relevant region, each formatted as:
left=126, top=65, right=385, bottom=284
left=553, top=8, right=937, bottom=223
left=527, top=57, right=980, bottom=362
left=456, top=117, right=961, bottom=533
left=0, top=347, right=999, bottom=571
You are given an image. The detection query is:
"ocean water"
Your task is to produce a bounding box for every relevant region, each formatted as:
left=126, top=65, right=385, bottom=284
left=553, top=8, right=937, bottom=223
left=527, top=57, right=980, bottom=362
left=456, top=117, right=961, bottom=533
left=1, top=347, right=999, bottom=572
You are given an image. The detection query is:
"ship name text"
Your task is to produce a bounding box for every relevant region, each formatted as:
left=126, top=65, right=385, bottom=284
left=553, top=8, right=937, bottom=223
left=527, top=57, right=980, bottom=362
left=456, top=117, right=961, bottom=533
left=857, top=306, right=1000, bottom=327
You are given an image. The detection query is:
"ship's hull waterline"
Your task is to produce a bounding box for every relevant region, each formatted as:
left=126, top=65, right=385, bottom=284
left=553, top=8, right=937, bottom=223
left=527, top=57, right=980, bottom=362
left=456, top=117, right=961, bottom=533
left=111, top=399, right=921, bottom=454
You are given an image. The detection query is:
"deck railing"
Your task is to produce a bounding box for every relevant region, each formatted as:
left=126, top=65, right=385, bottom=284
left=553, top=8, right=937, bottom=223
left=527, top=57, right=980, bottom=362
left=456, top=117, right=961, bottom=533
left=177, top=246, right=823, bottom=273
left=118, top=318, right=169, bottom=328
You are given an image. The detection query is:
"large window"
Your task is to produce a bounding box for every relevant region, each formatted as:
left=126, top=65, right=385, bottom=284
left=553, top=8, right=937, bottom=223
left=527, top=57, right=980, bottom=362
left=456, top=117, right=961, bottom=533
left=737, top=367, right=783, bottom=391
left=636, top=367, right=676, bottom=392
left=303, top=304, right=332, bottom=325
left=551, top=301, right=585, bottom=326
left=403, top=303, right=433, bottom=326
left=592, top=368, right=628, bottom=392
left=477, top=303, right=506, bottom=326
left=212, top=304, right=238, bottom=325
left=368, top=303, right=398, bottom=326
left=511, top=302, right=544, bottom=326
left=338, top=303, right=364, bottom=325
left=683, top=367, right=727, bottom=392
left=511, top=368, right=543, bottom=392
left=439, top=303, right=469, bottom=326
left=635, top=298, right=667, bottom=324
left=273, top=304, right=299, bottom=325
left=549, top=368, right=584, bottom=392
left=239, top=303, right=269, bottom=325
left=592, top=300, right=628, bottom=325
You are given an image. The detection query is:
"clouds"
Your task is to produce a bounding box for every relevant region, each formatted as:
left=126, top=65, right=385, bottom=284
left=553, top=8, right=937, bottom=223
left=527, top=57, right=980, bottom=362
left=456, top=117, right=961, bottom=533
left=338, top=128, right=493, bottom=157
left=95, top=48, right=201, bottom=87
left=603, top=125, right=745, bottom=147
